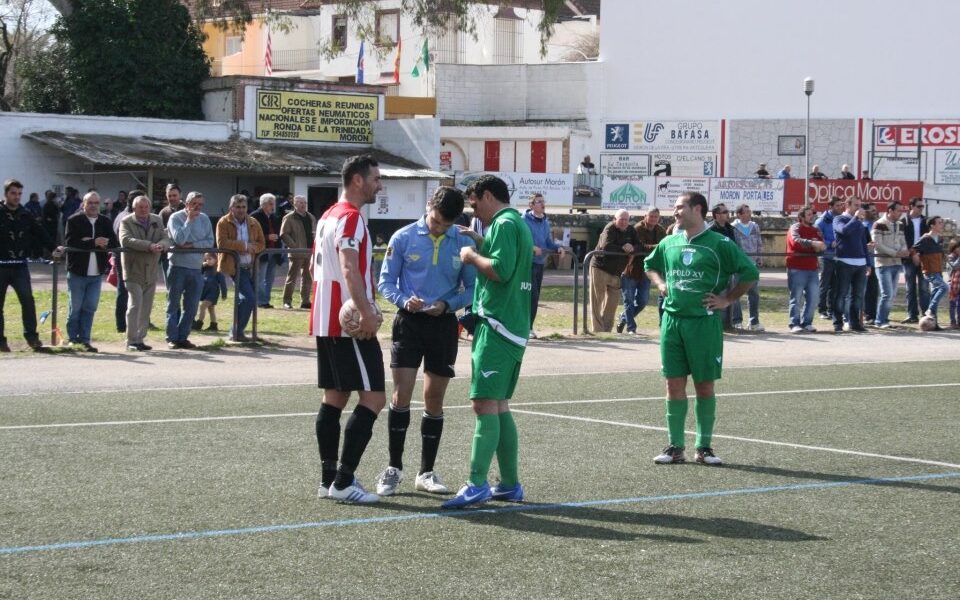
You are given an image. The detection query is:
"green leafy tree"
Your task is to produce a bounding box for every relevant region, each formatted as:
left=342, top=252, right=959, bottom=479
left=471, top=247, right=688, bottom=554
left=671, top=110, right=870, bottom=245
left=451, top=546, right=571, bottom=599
left=16, top=39, right=76, bottom=113
left=54, top=0, right=209, bottom=119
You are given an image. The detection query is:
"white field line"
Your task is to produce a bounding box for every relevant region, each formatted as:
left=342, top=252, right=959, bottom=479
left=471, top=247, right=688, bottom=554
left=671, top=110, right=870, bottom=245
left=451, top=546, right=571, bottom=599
left=2, top=382, right=960, bottom=431
left=4, top=357, right=953, bottom=398
left=509, top=408, right=960, bottom=470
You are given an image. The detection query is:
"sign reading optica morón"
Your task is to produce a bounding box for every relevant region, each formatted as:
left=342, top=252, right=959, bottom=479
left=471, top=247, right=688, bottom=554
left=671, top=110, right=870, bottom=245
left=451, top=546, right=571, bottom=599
left=255, top=89, right=379, bottom=143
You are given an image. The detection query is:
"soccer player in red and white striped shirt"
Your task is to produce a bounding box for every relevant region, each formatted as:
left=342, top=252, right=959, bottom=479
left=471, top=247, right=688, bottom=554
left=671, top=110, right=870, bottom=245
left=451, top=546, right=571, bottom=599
left=311, top=155, right=386, bottom=503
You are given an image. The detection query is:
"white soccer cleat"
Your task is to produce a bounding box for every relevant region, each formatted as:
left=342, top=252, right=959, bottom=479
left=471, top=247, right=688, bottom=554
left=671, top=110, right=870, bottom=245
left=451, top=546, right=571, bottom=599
left=328, top=478, right=380, bottom=503
left=695, top=447, right=723, bottom=466
left=317, top=483, right=330, bottom=498
left=375, top=467, right=403, bottom=496
left=653, top=445, right=687, bottom=464
left=415, top=471, right=450, bottom=494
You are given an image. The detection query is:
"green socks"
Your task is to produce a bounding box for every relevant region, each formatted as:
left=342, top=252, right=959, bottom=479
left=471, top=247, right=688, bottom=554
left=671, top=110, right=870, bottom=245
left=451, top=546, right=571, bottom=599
left=665, top=398, right=689, bottom=447
left=469, top=414, right=500, bottom=486
left=496, top=412, right=519, bottom=487
left=694, top=396, right=717, bottom=449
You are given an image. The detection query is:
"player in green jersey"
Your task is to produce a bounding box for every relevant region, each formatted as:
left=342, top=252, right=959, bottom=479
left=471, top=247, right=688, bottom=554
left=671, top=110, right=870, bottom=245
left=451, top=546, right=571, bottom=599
left=442, top=175, right=534, bottom=508
left=644, top=192, right=759, bottom=466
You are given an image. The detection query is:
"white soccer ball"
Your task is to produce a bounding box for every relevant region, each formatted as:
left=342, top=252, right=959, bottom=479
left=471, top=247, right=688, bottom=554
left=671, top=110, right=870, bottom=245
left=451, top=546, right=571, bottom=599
left=918, top=315, right=937, bottom=332
left=338, top=299, right=383, bottom=336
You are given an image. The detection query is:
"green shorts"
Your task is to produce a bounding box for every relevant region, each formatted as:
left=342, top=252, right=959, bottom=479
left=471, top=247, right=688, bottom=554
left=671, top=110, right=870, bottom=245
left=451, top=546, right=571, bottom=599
left=659, top=312, right=723, bottom=383
left=470, top=320, right=523, bottom=400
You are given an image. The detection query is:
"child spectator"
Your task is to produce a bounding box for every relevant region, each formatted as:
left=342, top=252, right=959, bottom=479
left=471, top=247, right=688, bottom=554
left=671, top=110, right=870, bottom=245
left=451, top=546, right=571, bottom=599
left=948, top=240, right=960, bottom=329
left=193, top=253, right=227, bottom=331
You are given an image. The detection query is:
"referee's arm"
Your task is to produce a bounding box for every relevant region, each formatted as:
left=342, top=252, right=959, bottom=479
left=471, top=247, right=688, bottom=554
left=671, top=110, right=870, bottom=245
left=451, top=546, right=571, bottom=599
left=377, top=238, right=410, bottom=310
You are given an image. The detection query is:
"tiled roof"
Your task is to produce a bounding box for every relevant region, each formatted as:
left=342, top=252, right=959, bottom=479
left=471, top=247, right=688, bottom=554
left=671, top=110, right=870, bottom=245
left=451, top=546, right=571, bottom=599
left=22, top=131, right=443, bottom=178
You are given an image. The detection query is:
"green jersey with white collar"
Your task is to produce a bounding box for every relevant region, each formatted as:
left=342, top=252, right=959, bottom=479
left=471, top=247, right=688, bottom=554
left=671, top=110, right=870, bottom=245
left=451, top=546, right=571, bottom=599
left=644, top=228, right=759, bottom=318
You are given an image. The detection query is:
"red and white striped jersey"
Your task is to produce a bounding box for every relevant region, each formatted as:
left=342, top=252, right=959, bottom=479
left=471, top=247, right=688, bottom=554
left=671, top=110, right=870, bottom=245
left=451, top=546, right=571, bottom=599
left=309, top=200, right=375, bottom=337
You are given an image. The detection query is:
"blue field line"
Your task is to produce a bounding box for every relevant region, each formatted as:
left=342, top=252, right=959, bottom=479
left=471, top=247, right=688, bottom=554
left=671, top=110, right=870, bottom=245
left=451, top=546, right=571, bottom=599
left=2, top=471, right=958, bottom=556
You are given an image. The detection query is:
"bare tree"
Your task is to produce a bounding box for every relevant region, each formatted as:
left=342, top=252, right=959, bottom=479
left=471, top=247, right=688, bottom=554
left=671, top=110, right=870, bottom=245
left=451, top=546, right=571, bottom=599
left=1, top=0, right=56, bottom=110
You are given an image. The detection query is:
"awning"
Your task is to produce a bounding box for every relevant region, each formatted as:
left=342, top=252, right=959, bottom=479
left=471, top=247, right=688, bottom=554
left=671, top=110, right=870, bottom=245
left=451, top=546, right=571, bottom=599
left=22, top=131, right=444, bottom=179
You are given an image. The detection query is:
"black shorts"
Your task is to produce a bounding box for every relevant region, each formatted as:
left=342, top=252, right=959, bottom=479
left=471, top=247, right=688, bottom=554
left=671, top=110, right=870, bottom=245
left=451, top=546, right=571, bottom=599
left=390, top=310, right=458, bottom=378
left=316, top=336, right=386, bottom=392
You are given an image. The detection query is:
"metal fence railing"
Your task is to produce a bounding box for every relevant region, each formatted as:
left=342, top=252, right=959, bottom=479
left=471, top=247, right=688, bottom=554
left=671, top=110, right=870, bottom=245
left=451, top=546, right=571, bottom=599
left=50, top=247, right=240, bottom=347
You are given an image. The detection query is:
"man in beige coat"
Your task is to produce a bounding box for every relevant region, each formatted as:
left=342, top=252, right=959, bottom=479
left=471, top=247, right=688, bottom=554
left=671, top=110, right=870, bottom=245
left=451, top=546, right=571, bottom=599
left=119, top=195, right=171, bottom=351
left=279, top=195, right=316, bottom=309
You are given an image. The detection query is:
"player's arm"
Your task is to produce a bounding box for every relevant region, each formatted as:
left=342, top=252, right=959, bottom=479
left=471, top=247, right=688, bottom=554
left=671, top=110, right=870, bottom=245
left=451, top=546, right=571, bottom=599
left=461, top=246, right=500, bottom=282
left=645, top=269, right=667, bottom=296
left=339, top=247, right=377, bottom=339
left=704, top=280, right=754, bottom=311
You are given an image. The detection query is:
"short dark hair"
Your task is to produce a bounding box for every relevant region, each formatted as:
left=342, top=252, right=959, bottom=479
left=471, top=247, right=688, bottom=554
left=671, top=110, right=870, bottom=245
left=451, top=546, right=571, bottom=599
left=927, top=215, right=942, bottom=228
left=736, top=203, right=751, bottom=215
left=886, top=201, right=902, bottom=213
left=711, top=203, right=727, bottom=218
left=948, top=239, right=960, bottom=254
left=466, top=175, right=510, bottom=204
left=29, top=192, right=39, bottom=201
left=128, top=190, right=145, bottom=202
left=341, top=154, right=379, bottom=187
left=427, top=186, right=465, bottom=222
left=829, top=196, right=843, bottom=206
left=4, top=179, right=23, bottom=194
left=680, top=192, right=708, bottom=218
left=798, top=206, right=814, bottom=220
left=165, top=183, right=181, bottom=193
left=909, top=197, right=923, bottom=208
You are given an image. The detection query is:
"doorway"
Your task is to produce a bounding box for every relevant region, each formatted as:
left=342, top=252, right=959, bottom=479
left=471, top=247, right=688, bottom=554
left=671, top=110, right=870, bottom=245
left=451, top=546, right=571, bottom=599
left=308, top=186, right=339, bottom=220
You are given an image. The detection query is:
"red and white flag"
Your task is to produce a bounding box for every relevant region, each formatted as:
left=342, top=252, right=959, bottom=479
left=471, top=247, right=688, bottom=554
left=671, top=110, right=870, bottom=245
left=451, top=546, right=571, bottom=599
left=264, top=30, right=273, bottom=76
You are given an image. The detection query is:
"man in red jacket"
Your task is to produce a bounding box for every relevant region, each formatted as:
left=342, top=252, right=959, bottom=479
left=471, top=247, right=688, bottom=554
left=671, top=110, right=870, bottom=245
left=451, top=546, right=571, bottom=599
left=786, top=206, right=826, bottom=333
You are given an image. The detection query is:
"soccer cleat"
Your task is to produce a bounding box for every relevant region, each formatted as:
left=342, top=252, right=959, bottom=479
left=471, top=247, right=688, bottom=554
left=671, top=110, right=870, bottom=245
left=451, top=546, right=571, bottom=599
left=654, top=445, right=687, bottom=464
left=415, top=471, right=450, bottom=494
left=491, top=482, right=525, bottom=502
left=317, top=483, right=330, bottom=498
left=803, top=325, right=818, bottom=332
left=328, top=478, right=379, bottom=503
left=695, top=447, right=723, bottom=465
left=375, top=467, right=403, bottom=496
left=790, top=325, right=803, bottom=333
left=441, top=482, right=492, bottom=509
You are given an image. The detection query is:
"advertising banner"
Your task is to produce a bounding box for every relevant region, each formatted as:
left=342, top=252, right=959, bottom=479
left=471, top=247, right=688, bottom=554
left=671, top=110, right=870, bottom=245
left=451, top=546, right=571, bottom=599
left=601, top=176, right=656, bottom=210
left=783, top=179, right=924, bottom=212
left=255, top=89, right=379, bottom=143
left=599, top=153, right=651, bottom=177
left=603, top=120, right=721, bottom=154
left=651, top=153, right=717, bottom=177
left=934, top=149, right=960, bottom=185
left=870, top=153, right=927, bottom=181
left=708, top=178, right=784, bottom=213
left=874, top=123, right=960, bottom=148
left=455, top=171, right=574, bottom=207
left=653, top=176, right=711, bottom=209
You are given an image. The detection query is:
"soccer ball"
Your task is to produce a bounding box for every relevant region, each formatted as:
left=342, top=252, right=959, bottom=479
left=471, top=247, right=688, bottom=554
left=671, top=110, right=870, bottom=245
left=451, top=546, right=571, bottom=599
left=338, top=299, right=383, bottom=336
left=918, top=316, right=937, bottom=331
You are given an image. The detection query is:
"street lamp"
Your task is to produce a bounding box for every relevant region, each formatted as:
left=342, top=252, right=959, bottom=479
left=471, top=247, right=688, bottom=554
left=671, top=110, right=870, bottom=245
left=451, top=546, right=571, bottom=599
left=804, top=77, right=815, bottom=207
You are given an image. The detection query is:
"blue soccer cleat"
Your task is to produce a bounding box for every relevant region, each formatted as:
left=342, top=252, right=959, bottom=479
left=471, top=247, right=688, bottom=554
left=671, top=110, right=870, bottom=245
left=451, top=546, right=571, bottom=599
left=441, top=482, right=492, bottom=509
left=491, top=482, right=525, bottom=502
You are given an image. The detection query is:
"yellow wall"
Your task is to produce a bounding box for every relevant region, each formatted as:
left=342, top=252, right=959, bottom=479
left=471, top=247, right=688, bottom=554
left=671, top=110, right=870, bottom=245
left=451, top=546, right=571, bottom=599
left=203, top=21, right=266, bottom=77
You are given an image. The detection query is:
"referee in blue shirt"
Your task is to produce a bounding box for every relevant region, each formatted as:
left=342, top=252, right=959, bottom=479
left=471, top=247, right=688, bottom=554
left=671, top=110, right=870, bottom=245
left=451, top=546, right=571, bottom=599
left=375, top=187, right=476, bottom=496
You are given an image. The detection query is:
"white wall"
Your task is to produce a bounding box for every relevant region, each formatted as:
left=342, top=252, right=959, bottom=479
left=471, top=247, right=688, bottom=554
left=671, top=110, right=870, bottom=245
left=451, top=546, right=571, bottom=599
left=0, top=113, right=235, bottom=205
left=600, top=0, right=960, bottom=120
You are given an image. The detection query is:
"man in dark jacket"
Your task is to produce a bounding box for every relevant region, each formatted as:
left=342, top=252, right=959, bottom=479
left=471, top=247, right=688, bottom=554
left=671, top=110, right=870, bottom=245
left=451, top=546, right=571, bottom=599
left=250, top=193, right=282, bottom=308
left=900, top=196, right=930, bottom=322
left=831, top=196, right=873, bottom=333
left=1, top=179, right=59, bottom=352
left=64, top=191, right=119, bottom=352
left=41, top=190, right=61, bottom=250
left=590, top=209, right=639, bottom=332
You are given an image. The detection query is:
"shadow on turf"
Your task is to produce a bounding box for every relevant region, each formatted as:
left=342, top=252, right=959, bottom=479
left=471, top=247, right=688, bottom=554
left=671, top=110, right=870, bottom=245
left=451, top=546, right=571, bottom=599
left=377, top=499, right=824, bottom=543
left=723, top=464, right=960, bottom=496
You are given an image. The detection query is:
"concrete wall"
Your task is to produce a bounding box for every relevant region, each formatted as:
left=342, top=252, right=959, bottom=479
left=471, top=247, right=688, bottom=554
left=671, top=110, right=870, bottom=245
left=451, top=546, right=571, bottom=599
left=728, top=119, right=857, bottom=179
left=436, top=62, right=597, bottom=122
left=373, top=118, right=441, bottom=169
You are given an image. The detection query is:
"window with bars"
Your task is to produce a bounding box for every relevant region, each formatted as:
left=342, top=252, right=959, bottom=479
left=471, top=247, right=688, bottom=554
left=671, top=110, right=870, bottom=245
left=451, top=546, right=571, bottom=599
left=434, top=24, right=465, bottom=65
left=225, top=36, right=242, bottom=56
left=493, top=13, right=523, bottom=64
left=375, top=10, right=399, bottom=46
left=332, top=15, right=348, bottom=52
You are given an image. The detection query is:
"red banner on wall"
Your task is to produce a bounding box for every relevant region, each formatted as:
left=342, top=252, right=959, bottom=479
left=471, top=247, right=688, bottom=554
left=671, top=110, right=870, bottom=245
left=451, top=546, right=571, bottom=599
left=783, top=179, right=924, bottom=212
